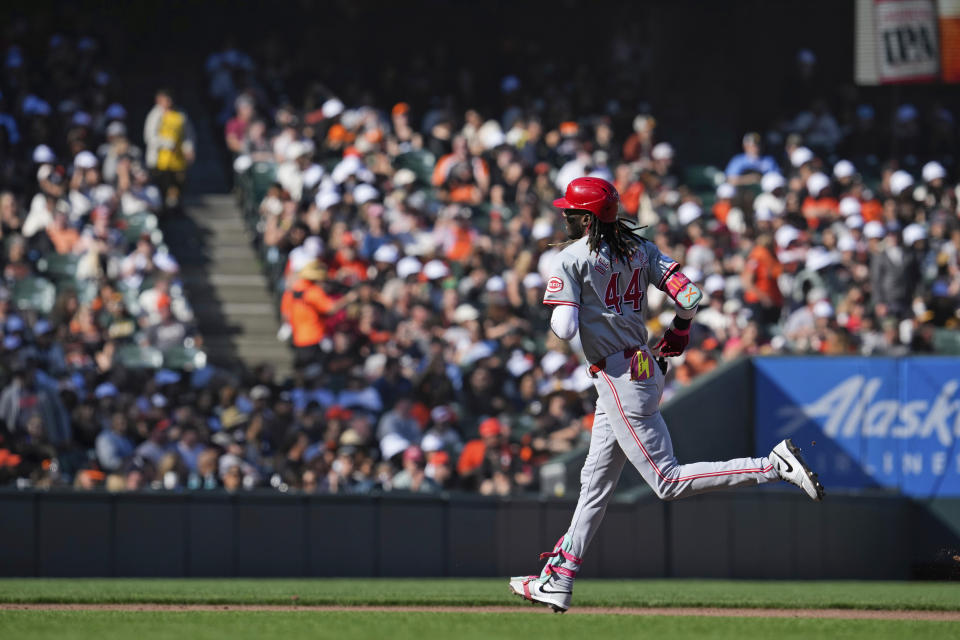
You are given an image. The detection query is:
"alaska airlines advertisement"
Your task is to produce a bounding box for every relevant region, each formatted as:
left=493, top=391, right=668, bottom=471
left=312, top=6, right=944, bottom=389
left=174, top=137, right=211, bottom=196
left=754, top=357, right=960, bottom=497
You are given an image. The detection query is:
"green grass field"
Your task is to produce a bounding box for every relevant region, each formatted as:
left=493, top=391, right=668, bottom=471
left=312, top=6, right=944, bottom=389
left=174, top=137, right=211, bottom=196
left=1, top=579, right=959, bottom=640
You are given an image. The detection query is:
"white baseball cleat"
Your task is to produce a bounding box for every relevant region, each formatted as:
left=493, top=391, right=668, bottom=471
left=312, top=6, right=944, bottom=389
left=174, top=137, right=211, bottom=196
left=508, top=567, right=572, bottom=613
left=770, top=439, right=825, bottom=501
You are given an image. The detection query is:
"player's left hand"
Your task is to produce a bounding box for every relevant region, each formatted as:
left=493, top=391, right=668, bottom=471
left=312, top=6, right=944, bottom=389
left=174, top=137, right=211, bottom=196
left=655, top=327, right=689, bottom=357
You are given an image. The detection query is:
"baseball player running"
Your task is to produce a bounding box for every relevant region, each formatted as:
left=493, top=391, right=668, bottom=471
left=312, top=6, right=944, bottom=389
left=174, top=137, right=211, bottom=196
left=509, top=177, right=824, bottom=613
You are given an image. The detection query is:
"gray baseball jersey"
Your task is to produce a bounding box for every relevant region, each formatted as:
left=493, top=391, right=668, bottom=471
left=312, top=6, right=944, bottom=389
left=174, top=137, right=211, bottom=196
left=543, top=236, right=679, bottom=363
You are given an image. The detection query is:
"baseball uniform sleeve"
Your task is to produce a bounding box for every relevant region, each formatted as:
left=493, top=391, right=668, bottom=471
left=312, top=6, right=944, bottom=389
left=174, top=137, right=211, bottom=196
left=542, top=251, right=581, bottom=308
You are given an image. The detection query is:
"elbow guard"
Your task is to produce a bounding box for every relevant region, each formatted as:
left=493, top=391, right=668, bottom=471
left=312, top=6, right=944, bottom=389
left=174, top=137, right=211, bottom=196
left=664, top=271, right=703, bottom=310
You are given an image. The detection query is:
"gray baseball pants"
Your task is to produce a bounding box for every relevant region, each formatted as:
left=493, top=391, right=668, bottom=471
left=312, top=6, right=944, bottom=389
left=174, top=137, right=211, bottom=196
left=557, top=347, right=779, bottom=572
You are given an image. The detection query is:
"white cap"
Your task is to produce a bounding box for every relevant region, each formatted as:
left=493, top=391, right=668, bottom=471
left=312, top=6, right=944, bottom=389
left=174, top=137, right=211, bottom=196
left=420, top=433, right=444, bottom=453
left=681, top=265, right=702, bottom=284
left=74, top=150, right=98, bottom=169
left=233, top=154, right=253, bottom=173
left=833, top=160, right=855, bottom=179
left=863, top=220, right=885, bottom=239
left=716, top=183, right=735, bottom=199
left=423, top=259, right=450, bottom=280
left=522, top=272, right=544, bottom=289
left=805, top=246, right=837, bottom=272
left=704, top=273, right=725, bottom=295
left=838, top=197, right=861, bottom=217
left=393, top=168, right=416, bottom=187
left=485, top=275, right=506, bottom=293
left=453, top=304, right=480, bottom=323
left=322, top=98, right=345, bottom=119
left=677, top=202, right=702, bottom=226
left=902, top=223, right=927, bottom=246
left=315, top=189, right=342, bottom=211
left=302, top=164, right=323, bottom=189
left=33, top=144, right=55, bottom=164
left=565, top=365, right=595, bottom=394
left=478, top=121, right=505, bottom=149
left=775, top=225, right=801, bottom=249
left=845, top=214, right=864, bottom=230
left=813, top=300, right=834, bottom=318
left=464, top=342, right=497, bottom=365
left=532, top=219, right=553, bottom=241
left=889, top=170, right=914, bottom=196
left=507, top=350, right=535, bottom=377
left=837, top=234, right=857, bottom=252
left=396, top=256, right=422, bottom=279
left=790, top=146, right=814, bottom=168
left=541, top=351, right=567, bottom=376
left=806, top=172, right=830, bottom=197
left=353, top=183, right=379, bottom=205
left=761, top=172, right=786, bottom=193
left=332, top=156, right=364, bottom=184
left=373, top=244, right=399, bottom=264
left=651, top=142, right=674, bottom=160
left=755, top=208, right=773, bottom=222
left=380, top=432, right=411, bottom=461
left=922, top=161, right=946, bottom=183
left=285, top=141, right=307, bottom=161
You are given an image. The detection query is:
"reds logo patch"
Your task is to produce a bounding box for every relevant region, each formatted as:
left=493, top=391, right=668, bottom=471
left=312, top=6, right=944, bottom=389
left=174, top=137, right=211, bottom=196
left=546, top=277, right=564, bottom=293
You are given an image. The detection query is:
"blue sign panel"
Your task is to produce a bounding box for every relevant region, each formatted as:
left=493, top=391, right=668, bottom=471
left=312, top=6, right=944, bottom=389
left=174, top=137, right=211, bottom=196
left=754, top=357, right=960, bottom=497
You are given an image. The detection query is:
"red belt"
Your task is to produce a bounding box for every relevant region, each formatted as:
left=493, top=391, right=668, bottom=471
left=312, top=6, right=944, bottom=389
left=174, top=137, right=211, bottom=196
left=588, top=346, right=640, bottom=378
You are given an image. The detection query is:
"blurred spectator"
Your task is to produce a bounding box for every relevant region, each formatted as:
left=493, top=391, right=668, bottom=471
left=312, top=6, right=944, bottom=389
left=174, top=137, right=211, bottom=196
left=144, top=89, right=196, bottom=213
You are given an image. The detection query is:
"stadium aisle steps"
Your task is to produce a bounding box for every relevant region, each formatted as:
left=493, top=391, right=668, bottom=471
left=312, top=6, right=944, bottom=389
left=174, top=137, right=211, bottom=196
left=165, top=195, right=293, bottom=376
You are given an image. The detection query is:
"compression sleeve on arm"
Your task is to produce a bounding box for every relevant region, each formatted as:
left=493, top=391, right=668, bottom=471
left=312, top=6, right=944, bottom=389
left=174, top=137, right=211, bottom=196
left=550, top=304, right=579, bottom=340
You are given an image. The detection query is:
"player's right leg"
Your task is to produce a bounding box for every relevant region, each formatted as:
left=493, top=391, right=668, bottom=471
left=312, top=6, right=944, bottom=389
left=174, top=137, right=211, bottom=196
left=509, top=406, right=626, bottom=612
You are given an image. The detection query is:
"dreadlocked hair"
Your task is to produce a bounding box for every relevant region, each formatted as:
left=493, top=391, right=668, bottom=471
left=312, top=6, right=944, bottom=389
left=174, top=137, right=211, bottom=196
left=587, top=218, right=647, bottom=265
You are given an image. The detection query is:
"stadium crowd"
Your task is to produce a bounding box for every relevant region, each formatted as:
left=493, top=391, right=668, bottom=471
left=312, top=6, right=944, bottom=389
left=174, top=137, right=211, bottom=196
left=0, top=35, right=209, bottom=491
left=214, top=42, right=959, bottom=495
left=1, top=28, right=957, bottom=496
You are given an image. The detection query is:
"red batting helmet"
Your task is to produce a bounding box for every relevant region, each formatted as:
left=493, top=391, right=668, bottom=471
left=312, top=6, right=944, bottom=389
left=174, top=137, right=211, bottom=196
left=553, top=177, right=620, bottom=223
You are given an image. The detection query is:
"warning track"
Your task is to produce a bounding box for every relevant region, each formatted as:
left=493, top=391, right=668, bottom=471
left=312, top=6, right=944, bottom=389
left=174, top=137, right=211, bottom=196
left=1, top=604, right=959, bottom=621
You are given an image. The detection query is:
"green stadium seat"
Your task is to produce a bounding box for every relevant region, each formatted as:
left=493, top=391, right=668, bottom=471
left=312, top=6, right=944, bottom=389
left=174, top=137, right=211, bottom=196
left=393, top=150, right=436, bottom=185
left=123, top=212, right=159, bottom=243
left=37, top=254, right=80, bottom=283
left=11, top=276, right=56, bottom=314
left=115, top=345, right=164, bottom=369
left=250, top=162, right=277, bottom=205
left=933, top=328, right=960, bottom=355
left=684, top=165, right=723, bottom=192
left=162, top=346, right=207, bottom=371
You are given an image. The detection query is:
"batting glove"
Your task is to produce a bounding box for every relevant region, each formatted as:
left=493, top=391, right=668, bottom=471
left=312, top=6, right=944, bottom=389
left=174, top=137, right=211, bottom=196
left=655, top=327, right=689, bottom=357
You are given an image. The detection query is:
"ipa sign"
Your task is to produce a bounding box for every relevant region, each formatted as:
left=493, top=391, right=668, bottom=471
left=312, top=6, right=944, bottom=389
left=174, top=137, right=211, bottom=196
left=856, top=0, right=941, bottom=84
left=877, top=0, right=940, bottom=81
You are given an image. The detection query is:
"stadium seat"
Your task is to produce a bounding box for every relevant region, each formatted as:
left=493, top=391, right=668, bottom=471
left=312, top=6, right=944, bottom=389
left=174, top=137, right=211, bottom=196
left=933, top=328, right=960, bottom=354
left=250, top=162, right=276, bottom=205
left=115, top=345, right=164, bottom=369
left=123, top=212, right=159, bottom=244
left=12, top=276, right=56, bottom=314
left=684, top=165, right=723, bottom=192
left=37, top=254, right=80, bottom=283
left=162, top=346, right=208, bottom=370
left=393, top=150, right=436, bottom=185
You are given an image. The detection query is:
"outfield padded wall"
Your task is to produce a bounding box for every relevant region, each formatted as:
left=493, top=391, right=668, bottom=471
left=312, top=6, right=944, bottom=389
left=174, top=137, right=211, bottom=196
left=0, top=489, right=953, bottom=579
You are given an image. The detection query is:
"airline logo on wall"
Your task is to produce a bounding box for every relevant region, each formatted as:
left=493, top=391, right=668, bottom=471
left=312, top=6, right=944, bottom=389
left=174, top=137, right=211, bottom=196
left=754, top=357, right=960, bottom=497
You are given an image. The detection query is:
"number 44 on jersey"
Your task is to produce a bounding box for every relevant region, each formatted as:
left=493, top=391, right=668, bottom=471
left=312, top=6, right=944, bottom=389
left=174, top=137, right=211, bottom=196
left=604, top=268, right=644, bottom=315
